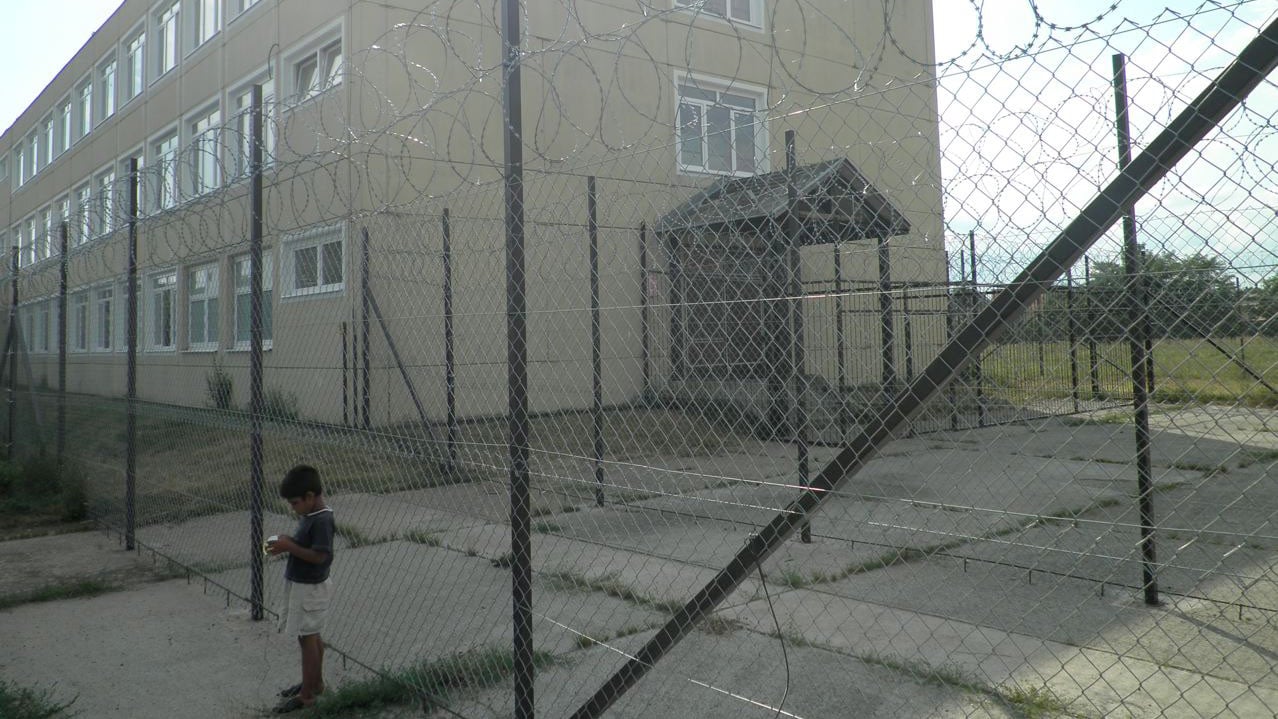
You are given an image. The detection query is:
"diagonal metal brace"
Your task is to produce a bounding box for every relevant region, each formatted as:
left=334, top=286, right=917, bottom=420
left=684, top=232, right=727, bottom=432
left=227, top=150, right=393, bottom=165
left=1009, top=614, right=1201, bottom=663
left=570, top=16, right=1278, bottom=719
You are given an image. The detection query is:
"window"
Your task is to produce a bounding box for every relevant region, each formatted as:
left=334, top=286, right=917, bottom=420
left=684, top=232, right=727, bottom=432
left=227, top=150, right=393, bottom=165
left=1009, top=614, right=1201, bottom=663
left=95, top=287, right=114, bottom=351
left=187, top=263, right=220, bottom=350
left=34, top=208, right=49, bottom=263
left=148, top=271, right=177, bottom=350
left=74, top=184, right=92, bottom=244
left=293, top=39, right=342, bottom=102
left=190, top=107, right=220, bottom=194
left=27, top=134, right=39, bottom=177
left=154, top=132, right=179, bottom=210
left=283, top=226, right=343, bottom=296
left=676, top=76, right=766, bottom=176
left=120, top=153, right=144, bottom=212
left=675, top=0, right=761, bottom=27
left=57, top=100, right=72, bottom=155
left=0, top=155, right=6, bottom=182
left=40, top=117, right=53, bottom=170
left=56, top=197, right=71, bottom=246
left=35, top=301, right=51, bottom=354
left=99, top=58, right=117, bottom=120
left=232, top=0, right=260, bottom=16
left=229, top=82, right=274, bottom=178
left=233, top=251, right=273, bottom=347
left=20, top=218, right=35, bottom=268
left=77, top=81, right=93, bottom=139
left=96, top=170, right=117, bottom=236
left=71, top=293, right=90, bottom=352
left=125, top=32, right=146, bottom=99
left=155, top=2, right=179, bottom=77
left=16, top=147, right=26, bottom=186
left=194, top=0, right=220, bottom=46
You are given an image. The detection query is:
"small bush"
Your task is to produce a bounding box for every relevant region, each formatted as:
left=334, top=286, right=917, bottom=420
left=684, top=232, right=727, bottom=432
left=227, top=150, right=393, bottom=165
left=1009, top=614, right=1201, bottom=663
left=0, top=456, right=88, bottom=522
left=0, top=678, right=77, bottom=718
left=261, top=388, right=300, bottom=421
left=205, top=361, right=233, bottom=410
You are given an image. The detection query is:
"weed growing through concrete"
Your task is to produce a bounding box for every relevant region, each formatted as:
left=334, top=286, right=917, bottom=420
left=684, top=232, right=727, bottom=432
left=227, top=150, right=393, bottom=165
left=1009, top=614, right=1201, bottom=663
left=307, top=647, right=556, bottom=717
left=403, top=530, right=441, bottom=547
left=0, top=679, right=77, bottom=719
left=334, top=523, right=379, bottom=548
left=532, top=522, right=564, bottom=534
left=999, top=683, right=1072, bottom=718
left=544, top=570, right=681, bottom=614
left=0, top=579, right=115, bottom=611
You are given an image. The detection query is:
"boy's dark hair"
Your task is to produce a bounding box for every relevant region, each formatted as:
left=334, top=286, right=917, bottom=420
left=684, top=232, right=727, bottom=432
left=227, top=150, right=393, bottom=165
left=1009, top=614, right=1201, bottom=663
left=280, top=464, right=323, bottom=499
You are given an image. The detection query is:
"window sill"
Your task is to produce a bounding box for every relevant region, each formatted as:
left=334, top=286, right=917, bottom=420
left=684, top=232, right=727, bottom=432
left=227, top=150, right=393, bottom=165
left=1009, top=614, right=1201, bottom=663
left=283, top=83, right=342, bottom=112
left=282, top=284, right=343, bottom=299
left=229, top=342, right=273, bottom=352
left=673, top=7, right=764, bottom=33
left=185, top=345, right=219, bottom=353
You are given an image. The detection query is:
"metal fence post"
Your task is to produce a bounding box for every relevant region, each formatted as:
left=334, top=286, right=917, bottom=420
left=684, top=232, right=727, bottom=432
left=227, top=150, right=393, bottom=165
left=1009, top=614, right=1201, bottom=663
left=588, top=177, right=605, bottom=507
left=1114, top=52, right=1160, bottom=607
left=1066, top=269, right=1080, bottom=413
left=360, top=226, right=372, bottom=431
left=970, top=230, right=986, bottom=427
left=501, top=0, right=534, bottom=713
left=1085, top=255, right=1102, bottom=398
left=6, top=246, right=17, bottom=461
left=57, top=223, right=68, bottom=472
left=126, top=159, right=139, bottom=551
left=784, top=131, right=811, bottom=543
left=248, top=84, right=267, bottom=621
left=442, top=208, right=458, bottom=473
left=639, top=222, right=650, bottom=399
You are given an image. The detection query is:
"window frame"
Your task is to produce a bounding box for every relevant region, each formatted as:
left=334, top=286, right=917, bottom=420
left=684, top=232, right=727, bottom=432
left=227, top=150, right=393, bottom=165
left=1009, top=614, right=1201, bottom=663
left=674, top=0, right=764, bottom=29
left=146, top=269, right=178, bottom=352
left=674, top=72, right=768, bottom=178
left=282, top=225, right=345, bottom=298
left=188, top=104, right=221, bottom=196
left=288, top=33, right=343, bottom=104
left=192, top=0, right=221, bottom=49
left=186, top=261, right=221, bottom=351
left=98, top=54, right=118, bottom=122
left=70, top=292, right=90, bottom=354
left=124, top=29, right=146, bottom=101
left=57, top=98, right=72, bottom=156
left=154, top=1, right=180, bottom=80
left=232, top=250, right=273, bottom=350
left=93, top=285, right=115, bottom=352
left=152, top=129, right=180, bottom=211
left=227, top=75, right=275, bottom=180
left=76, top=78, right=93, bottom=141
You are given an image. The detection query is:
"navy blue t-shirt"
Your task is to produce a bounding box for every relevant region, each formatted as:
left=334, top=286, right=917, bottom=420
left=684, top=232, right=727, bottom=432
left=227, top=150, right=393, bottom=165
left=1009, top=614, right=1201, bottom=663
left=285, top=507, right=335, bottom=584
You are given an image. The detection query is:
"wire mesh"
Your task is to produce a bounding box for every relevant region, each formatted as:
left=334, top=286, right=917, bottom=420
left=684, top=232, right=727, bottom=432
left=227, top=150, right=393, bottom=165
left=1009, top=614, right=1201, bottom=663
left=3, top=0, right=1278, bottom=716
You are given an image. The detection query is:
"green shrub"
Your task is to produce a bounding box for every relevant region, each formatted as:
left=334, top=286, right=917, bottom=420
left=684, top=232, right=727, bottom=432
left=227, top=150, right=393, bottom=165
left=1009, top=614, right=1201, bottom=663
left=261, top=388, right=300, bottom=421
left=205, top=361, right=234, bottom=410
left=0, top=455, right=88, bottom=522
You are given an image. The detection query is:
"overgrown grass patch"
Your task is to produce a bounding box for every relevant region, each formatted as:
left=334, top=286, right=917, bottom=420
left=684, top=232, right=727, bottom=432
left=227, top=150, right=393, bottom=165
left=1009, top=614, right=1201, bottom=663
left=0, top=679, right=77, bottom=719
left=0, top=579, right=115, bottom=612
left=308, top=647, right=556, bottom=717
left=544, top=571, right=682, bottom=614
left=0, top=455, right=87, bottom=526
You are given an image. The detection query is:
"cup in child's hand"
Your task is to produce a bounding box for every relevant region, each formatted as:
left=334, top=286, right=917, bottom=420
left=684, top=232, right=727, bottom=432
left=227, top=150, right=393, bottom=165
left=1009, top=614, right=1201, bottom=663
left=264, top=534, right=279, bottom=556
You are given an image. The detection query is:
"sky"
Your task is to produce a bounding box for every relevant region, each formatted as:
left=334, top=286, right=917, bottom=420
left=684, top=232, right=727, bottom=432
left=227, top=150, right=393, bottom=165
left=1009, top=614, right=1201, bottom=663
left=0, top=1, right=125, bottom=135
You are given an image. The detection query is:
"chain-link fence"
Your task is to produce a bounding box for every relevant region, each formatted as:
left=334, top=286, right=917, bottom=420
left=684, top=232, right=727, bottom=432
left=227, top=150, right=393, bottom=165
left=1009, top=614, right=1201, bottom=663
left=4, top=0, right=1278, bottom=716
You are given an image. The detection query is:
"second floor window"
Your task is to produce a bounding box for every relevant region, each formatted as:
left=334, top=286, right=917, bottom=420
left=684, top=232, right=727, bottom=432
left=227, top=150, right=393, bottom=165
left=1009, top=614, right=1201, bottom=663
left=195, top=0, right=220, bottom=46
left=154, top=133, right=179, bottom=210
left=675, top=0, right=761, bottom=26
left=58, top=101, right=72, bottom=155
left=188, top=263, right=220, bottom=350
left=126, top=32, right=146, bottom=99
left=156, top=3, right=179, bottom=77
left=99, top=59, right=117, bottom=120
left=676, top=77, right=766, bottom=177
left=77, top=81, right=93, bottom=139
left=294, top=40, right=342, bottom=102
left=190, top=108, right=221, bottom=194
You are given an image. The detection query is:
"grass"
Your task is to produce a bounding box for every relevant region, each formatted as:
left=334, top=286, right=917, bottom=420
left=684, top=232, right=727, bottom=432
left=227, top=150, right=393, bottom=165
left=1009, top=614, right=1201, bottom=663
left=532, top=521, right=564, bottom=534
left=984, top=336, right=1278, bottom=409
left=334, top=523, right=379, bottom=549
left=999, top=683, right=1073, bottom=718
left=0, top=679, right=77, bottom=719
left=1238, top=449, right=1278, bottom=468
left=544, top=571, right=683, bottom=614
left=0, top=455, right=87, bottom=531
left=0, top=579, right=115, bottom=612
left=307, top=646, right=557, bottom=717
left=403, top=530, right=441, bottom=547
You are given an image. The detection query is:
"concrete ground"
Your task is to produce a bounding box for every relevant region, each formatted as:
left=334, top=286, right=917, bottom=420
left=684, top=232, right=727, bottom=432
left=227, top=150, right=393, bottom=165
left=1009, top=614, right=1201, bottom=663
left=2, top=405, right=1277, bottom=717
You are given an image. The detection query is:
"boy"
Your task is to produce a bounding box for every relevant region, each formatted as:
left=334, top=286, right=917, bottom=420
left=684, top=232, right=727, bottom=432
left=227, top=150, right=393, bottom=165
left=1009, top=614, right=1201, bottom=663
left=267, top=464, right=336, bottom=714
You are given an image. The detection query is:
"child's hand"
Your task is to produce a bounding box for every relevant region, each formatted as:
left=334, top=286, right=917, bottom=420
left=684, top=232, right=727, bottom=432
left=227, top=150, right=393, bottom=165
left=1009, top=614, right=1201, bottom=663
left=266, top=535, right=295, bottom=556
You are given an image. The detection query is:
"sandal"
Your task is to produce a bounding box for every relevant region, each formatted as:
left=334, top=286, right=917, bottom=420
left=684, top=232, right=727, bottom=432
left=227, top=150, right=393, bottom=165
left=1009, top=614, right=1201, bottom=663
left=278, top=683, right=302, bottom=699
left=272, top=695, right=310, bottom=714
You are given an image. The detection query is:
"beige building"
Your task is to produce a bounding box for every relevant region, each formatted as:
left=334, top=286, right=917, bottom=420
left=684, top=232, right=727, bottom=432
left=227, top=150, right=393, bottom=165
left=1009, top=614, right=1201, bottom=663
left=3, top=0, right=944, bottom=428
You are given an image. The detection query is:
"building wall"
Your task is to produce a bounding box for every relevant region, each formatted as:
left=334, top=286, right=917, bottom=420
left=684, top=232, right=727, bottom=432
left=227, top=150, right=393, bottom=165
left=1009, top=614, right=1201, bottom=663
left=3, top=0, right=944, bottom=425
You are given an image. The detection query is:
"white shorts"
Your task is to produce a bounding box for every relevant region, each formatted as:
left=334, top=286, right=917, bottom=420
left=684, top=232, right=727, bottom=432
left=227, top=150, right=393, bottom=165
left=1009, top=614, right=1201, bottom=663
left=277, top=579, right=333, bottom=637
